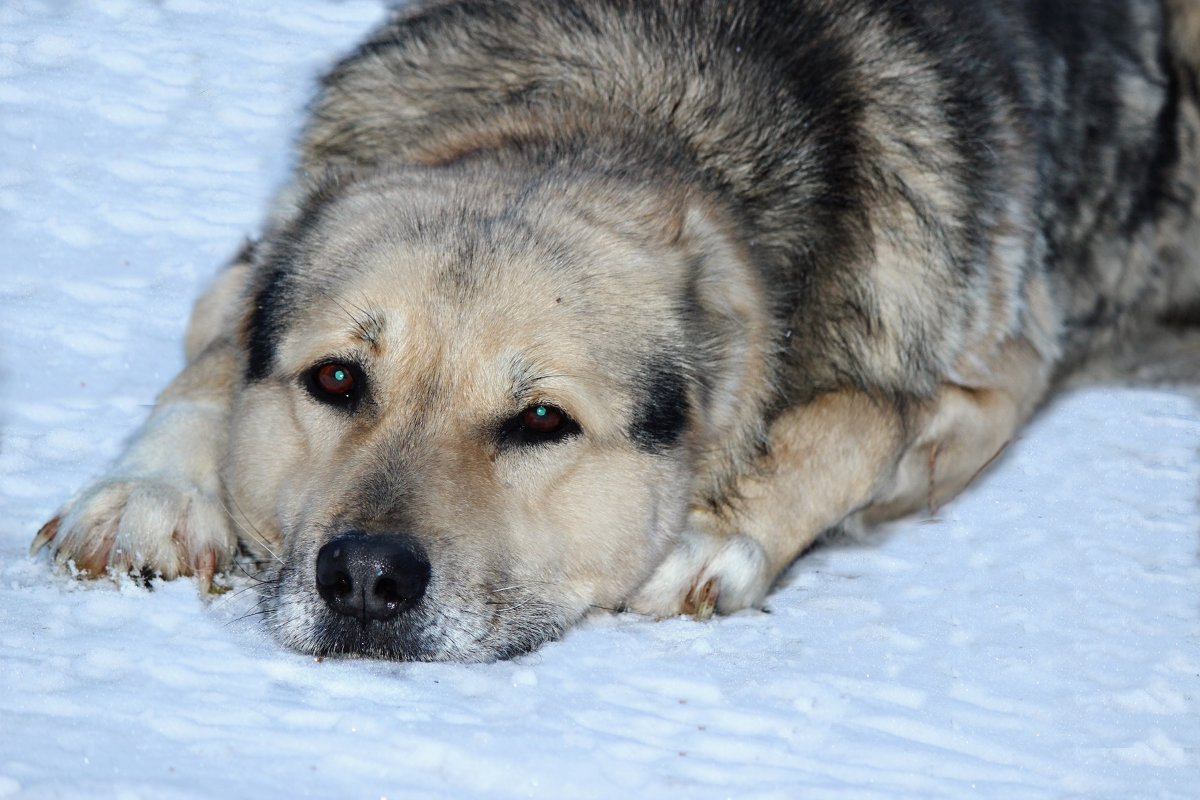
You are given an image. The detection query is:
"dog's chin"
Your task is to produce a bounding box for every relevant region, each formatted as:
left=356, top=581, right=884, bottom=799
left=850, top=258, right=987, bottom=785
left=258, top=574, right=574, bottom=662
left=283, top=614, right=505, bottom=663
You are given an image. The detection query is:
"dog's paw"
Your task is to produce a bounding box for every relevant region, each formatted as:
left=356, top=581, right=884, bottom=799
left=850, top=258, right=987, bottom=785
left=31, top=476, right=234, bottom=591
left=627, top=529, right=773, bottom=620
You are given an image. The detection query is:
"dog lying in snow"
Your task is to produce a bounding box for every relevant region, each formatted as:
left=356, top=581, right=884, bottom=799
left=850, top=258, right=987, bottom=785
left=34, top=0, right=1200, bottom=660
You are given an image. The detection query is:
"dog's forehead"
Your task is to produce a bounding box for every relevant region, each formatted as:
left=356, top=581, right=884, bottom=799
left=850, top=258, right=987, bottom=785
left=335, top=249, right=640, bottom=397
left=301, top=194, right=680, bottom=332
left=269, top=237, right=653, bottom=407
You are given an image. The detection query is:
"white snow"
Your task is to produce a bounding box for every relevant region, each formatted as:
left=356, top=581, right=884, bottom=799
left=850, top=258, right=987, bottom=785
left=1, top=2, right=1198, bottom=797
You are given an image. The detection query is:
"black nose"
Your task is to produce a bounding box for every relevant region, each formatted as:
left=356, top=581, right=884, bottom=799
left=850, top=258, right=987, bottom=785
left=315, top=532, right=431, bottom=623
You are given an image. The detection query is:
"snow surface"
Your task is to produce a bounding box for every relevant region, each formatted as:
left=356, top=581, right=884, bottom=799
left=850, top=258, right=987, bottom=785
left=2, top=1, right=1199, bottom=797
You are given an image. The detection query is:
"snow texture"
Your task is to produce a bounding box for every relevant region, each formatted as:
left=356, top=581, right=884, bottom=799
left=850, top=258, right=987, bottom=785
left=2, top=2, right=1198, bottom=797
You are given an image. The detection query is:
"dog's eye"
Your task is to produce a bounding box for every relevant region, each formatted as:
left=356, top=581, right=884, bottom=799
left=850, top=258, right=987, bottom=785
left=502, top=404, right=581, bottom=446
left=522, top=404, right=563, bottom=433
left=316, top=363, right=355, bottom=395
left=304, top=361, right=364, bottom=410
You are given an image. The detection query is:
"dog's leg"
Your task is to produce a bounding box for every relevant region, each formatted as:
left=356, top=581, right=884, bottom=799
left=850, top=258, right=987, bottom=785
left=630, top=336, right=1051, bottom=618
left=629, top=389, right=906, bottom=617
left=31, top=259, right=253, bottom=590
left=860, top=337, right=1052, bottom=524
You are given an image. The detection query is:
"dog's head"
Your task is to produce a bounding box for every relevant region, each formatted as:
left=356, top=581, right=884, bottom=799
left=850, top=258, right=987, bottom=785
left=229, top=164, right=770, bottom=660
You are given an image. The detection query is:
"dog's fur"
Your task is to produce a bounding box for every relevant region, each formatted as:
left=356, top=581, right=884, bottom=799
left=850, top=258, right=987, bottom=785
left=34, top=0, right=1200, bottom=660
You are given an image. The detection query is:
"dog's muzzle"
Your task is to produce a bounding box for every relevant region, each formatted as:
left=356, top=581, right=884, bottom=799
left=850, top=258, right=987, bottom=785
left=315, top=531, right=431, bottom=623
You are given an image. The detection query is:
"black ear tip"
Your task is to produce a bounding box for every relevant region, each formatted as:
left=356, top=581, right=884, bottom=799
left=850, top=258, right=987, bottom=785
left=632, top=357, right=689, bottom=453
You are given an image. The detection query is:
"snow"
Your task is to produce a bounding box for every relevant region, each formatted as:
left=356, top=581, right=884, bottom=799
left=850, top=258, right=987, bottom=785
left=1, top=1, right=1198, bottom=797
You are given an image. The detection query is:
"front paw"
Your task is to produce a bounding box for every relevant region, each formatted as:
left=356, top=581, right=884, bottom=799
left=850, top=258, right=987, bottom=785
left=627, top=530, right=773, bottom=620
left=31, top=477, right=234, bottom=591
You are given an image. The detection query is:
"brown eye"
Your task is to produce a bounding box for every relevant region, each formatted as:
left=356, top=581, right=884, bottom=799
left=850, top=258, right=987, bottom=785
left=502, top=403, right=581, bottom=447
left=316, top=363, right=355, bottom=396
left=305, top=361, right=364, bottom=410
left=521, top=404, right=563, bottom=434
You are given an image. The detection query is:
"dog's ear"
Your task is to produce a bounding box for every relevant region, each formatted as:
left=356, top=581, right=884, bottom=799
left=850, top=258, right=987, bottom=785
left=234, top=164, right=381, bottom=381
left=178, top=234, right=263, bottom=364
left=674, top=198, right=778, bottom=490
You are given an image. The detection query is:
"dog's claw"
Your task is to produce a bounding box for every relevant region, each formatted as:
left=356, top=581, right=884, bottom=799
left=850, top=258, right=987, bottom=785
left=683, top=577, right=719, bottom=620
left=30, top=516, right=61, bottom=556
left=195, top=549, right=218, bottom=594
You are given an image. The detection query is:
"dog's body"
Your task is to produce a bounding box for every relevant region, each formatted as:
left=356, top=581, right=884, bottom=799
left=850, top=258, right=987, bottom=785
left=34, top=0, right=1200, bottom=660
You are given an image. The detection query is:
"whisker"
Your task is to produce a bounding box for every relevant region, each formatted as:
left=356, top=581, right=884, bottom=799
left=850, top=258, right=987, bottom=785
left=216, top=585, right=263, bottom=606
left=217, top=492, right=283, bottom=565
left=326, top=292, right=381, bottom=346
left=229, top=558, right=274, bottom=585
left=588, top=603, right=622, bottom=613
left=225, top=607, right=272, bottom=626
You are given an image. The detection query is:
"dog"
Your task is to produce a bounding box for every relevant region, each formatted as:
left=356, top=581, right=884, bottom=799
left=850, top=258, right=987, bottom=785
left=32, top=0, right=1200, bottom=661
